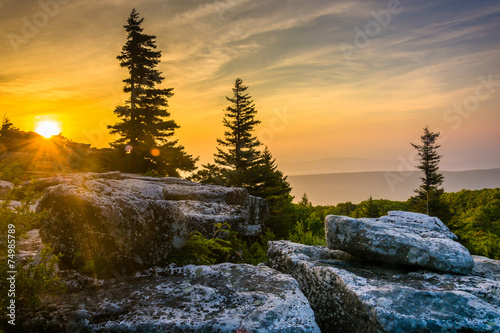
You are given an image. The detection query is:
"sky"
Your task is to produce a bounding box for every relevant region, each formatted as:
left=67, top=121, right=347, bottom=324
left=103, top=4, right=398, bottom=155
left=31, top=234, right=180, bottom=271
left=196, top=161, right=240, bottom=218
left=1, top=0, right=500, bottom=172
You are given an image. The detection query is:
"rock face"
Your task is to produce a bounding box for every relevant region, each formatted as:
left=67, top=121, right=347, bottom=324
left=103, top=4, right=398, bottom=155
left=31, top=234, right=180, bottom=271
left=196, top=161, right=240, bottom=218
left=22, top=262, right=320, bottom=333
left=268, top=240, right=500, bottom=333
left=325, top=211, right=474, bottom=274
left=38, top=172, right=268, bottom=272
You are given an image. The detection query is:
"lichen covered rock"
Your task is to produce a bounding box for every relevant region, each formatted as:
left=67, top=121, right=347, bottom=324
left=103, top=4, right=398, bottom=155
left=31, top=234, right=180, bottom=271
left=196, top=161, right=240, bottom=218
left=268, top=240, right=500, bottom=333
left=21, top=263, right=320, bottom=333
left=38, top=172, right=268, bottom=272
left=325, top=211, right=474, bottom=274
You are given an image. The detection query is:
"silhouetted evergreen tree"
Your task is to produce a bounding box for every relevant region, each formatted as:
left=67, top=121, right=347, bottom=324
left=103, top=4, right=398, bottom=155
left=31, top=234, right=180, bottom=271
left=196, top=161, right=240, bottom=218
left=1, top=114, right=15, bottom=134
left=252, top=148, right=292, bottom=202
left=252, top=148, right=294, bottom=237
left=192, top=78, right=261, bottom=186
left=410, top=126, right=444, bottom=216
left=192, top=79, right=295, bottom=237
left=352, top=196, right=380, bottom=218
left=108, top=9, right=196, bottom=176
left=189, top=163, right=225, bottom=185
left=298, top=193, right=312, bottom=207
left=192, top=78, right=262, bottom=185
left=211, top=77, right=262, bottom=186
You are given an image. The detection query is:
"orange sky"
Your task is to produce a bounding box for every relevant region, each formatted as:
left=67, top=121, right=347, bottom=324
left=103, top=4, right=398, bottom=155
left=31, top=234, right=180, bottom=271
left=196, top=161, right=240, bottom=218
left=1, top=0, right=500, bottom=172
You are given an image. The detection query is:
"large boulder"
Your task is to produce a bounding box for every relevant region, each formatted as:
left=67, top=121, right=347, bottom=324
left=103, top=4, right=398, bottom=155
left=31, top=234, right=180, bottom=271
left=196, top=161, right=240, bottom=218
left=268, top=240, right=500, bottom=333
left=21, top=262, right=320, bottom=332
left=325, top=211, right=474, bottom=274
left=38, top=172, right=268, bottom=272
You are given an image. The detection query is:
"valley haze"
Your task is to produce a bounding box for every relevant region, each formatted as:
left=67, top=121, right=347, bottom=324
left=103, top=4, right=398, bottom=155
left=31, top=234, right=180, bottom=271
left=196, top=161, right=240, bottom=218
left=288, top=168, right=500, bottom=205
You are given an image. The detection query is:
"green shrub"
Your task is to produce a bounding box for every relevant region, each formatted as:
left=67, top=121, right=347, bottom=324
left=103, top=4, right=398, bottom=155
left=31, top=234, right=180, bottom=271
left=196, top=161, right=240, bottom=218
left=16, top=245, right=64, bottom=309
left=170, top=224, right=276, bottom=266
left=442, top=189, right=500, bottom=259
left=0, top=160, right=24, bottom=183
left=77, top=256, right=110, bottom=276
left=141, top=169, right=162, bottom=178
left=0, top=185, right=63, bottom=315
left=170, top=223, right=234, bottom=265
left=288, top=213, right=326, bottom=246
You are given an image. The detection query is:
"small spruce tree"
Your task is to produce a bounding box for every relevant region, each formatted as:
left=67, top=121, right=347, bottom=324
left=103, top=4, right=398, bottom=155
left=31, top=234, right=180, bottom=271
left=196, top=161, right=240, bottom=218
left=1, top=114, right=14, bottom=135
left=299, top=193, right=312, bottom=207
left=213, top=77, right=262, bottom=187
left=410, top=126, right=444, bottom=215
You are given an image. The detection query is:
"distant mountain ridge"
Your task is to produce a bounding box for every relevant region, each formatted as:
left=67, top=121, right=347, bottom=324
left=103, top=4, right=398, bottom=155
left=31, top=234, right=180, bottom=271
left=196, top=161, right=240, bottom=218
left=288, top=168, right=500, bottom=206
left=280, top=157, right=500, bottom=176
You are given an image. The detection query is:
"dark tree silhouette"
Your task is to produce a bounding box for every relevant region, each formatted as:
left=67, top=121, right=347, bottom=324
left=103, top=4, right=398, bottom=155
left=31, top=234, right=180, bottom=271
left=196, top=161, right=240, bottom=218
left=252, top=147, right=292, bottom=202
left=213, top=77, right=262, bottom=187
left=1, top=114, right=14, bottom=134
left=411, top=126, right=444, bottom=215
left=108, top=9, right=196, bottom=176
left=354, top=196, right=380, bottom=218
left=298, top=193, right=312, bottom=207
left=191, top=79, right=294, bottom=236
left=251, top=147, right=294, bottom=235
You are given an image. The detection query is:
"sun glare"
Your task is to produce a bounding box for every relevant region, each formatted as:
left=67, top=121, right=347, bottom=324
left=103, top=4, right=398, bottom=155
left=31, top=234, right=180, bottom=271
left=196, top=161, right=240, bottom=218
left=35, top=120, right=62, bottom=138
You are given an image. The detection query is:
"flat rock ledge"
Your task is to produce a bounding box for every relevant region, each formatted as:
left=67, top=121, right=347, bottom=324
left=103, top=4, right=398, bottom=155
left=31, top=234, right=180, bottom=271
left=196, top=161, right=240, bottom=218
left=21, top=263, right=320, bottom=333
left=325, top=211, right=474, bottom=274
left=267, top=240, right=500, bottom=333
left=37, top=172, right=268, bottom=272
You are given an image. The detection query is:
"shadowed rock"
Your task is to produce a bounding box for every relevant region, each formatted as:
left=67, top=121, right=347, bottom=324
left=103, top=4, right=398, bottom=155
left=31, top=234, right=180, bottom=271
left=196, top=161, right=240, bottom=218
left=268, top=240, right=500, bottom=333
left=325, top=211, right=474, bottom=274
left=38, top=172, right=268, bottom=272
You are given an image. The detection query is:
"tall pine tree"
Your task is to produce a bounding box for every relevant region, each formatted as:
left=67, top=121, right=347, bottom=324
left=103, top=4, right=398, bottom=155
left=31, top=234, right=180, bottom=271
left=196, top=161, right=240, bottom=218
left=410, top=126, right=444, bottom=215
left=191, top=79, right=294, bottom=236
left=213, top=77, right=262, bottom=187
left=108, top=9, right=196, bottom=176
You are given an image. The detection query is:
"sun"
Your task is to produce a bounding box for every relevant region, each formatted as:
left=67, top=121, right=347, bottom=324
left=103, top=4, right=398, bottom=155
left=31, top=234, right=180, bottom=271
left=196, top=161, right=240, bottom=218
left=35, top=120, right=62, bottom=138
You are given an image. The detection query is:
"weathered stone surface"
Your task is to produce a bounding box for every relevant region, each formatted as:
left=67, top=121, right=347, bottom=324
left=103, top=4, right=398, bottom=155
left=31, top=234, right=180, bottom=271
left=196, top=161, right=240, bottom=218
left=268, top=240, right=500, bottom=333
left=17, top=229, right=44, bottom=263
left=326, top=211, right=474, bottom=274
left=21, top=262, right=320, bottom=332
left=0, top=179, right=13, bottom=198
left=38, top=172, right=268, bottom=272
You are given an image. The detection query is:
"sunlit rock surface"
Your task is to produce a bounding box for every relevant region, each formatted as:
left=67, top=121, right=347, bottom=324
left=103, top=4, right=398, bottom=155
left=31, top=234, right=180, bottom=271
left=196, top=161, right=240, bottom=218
left=21, top=263, right=320, bottom=333
left=326, top=211, right=474, bottom=274
left=37, top=172, right=268, bottom=272
left=268, top=240, right=500, bottom=333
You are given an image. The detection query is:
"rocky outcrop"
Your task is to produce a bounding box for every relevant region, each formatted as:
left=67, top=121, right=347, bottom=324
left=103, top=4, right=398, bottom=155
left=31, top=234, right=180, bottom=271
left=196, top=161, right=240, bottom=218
left=21, top=262, right=320, bottom=332
left=325, top=211, right=474, bottom=274
left=268, top=240, right=500, bottom=333
left=38, top=172, right=268, bottom=272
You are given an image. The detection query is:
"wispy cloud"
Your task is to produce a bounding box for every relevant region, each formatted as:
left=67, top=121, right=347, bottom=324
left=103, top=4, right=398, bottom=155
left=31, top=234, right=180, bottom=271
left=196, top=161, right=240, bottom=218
left=0, top=0, right=499, bottom=165
left=171, top=0, right=251, bottom=24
